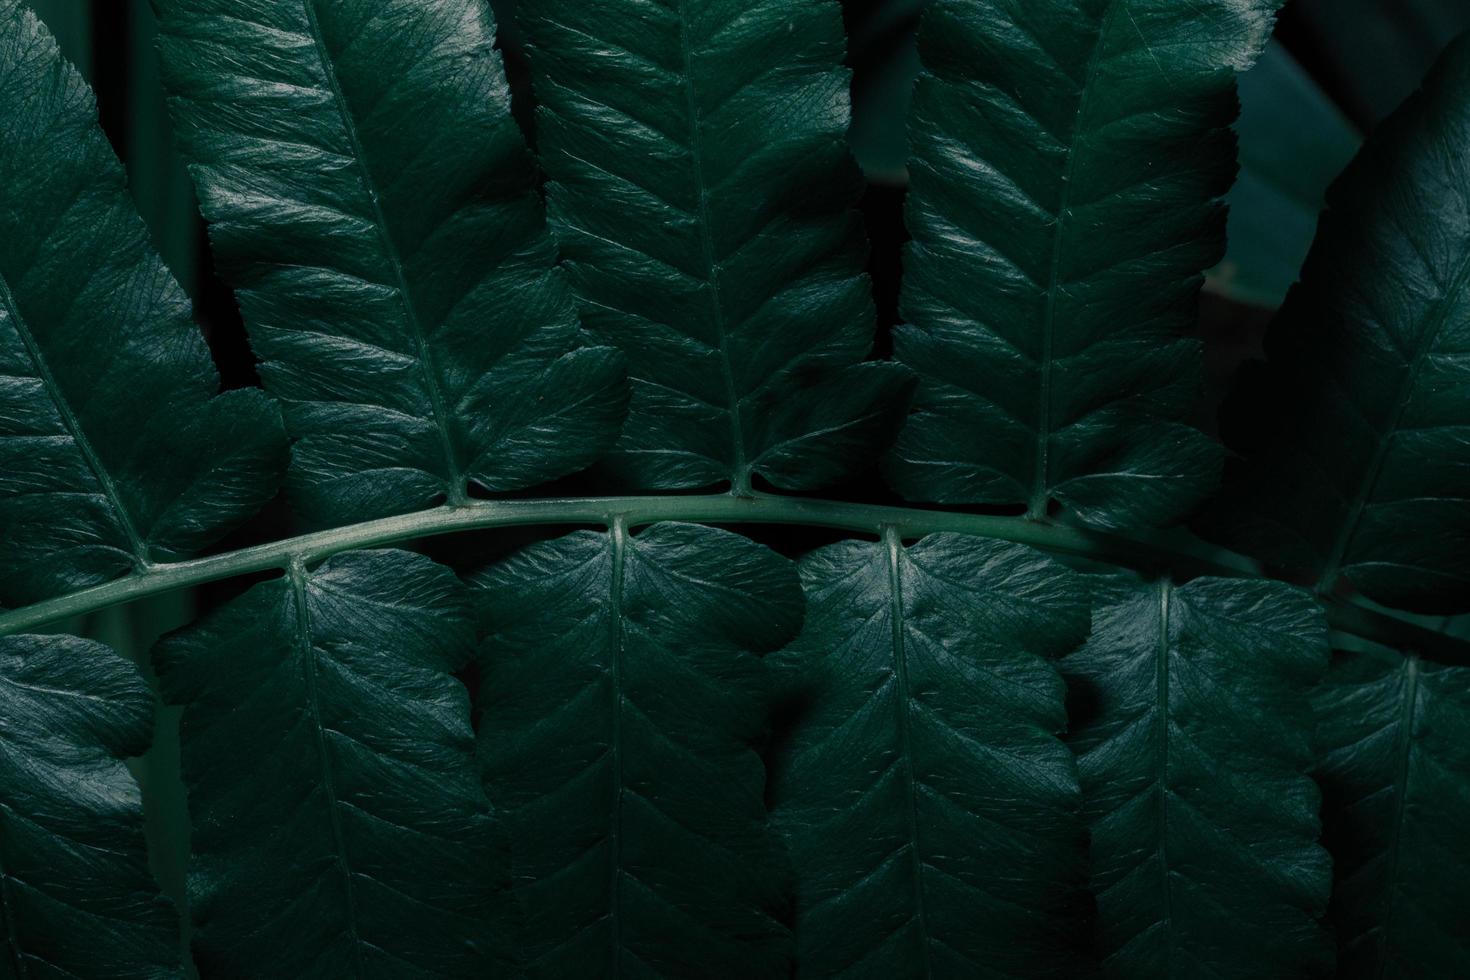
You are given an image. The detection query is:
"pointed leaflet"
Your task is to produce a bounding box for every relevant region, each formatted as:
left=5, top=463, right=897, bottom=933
left=153, top=550, right=512, bottom=976
left=767, top=533, right=1090, bottom=977
left=1314, top=648, right=1470, bottom=978
left=1061, top=577, right=1333, bottom=978
left=1207, top=36, right=1470, bottom=613
left=0, top=0, right=285, bottom=606
left=0, top=636, right=180, bottom=978
left=152, top=0, right=627, bottom=526
left=518, top=0, right=913, bottom=493
left=475, top=523, right=800, bottom=977
left=885, top=0, right=1287, bottom=528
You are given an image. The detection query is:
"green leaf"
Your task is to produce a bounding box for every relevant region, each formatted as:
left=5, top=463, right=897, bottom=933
left=0, top=635, right=180, bottom=978
left=845, top=0, right=927, bottom=183
left=1314, top=650, right=1470, bottom=978
left=1061, top=576, right=1333, bottom=978
left=0, top=0, right=286, bottom=606
left=885, top=0, right=1287, bottom=527
left=474, top=522, right=801, bottom=977
left=1206, top=35, right=1470, bottom=613
left=152, top=0, right=628, bottom=526
left=1209, top=42, right=1362, bottom=309
left=518, top=0, right=914, bottom=494
left=153, top=549, right=511, bottom=977
left=767, top=532, right=1090, bottom=977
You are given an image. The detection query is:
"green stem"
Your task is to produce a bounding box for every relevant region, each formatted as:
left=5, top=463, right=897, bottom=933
left=0, top=493, right=1463, bottom=664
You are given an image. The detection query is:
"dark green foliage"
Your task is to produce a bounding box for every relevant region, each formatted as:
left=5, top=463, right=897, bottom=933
left=1314, top=651, right=1470, bottom=978
left=152, top=0, right=627, bottom=526
left=768, top=533, right=1091, bottom=978
left=1209, top=35, right=1470, bottom=613
left=518, top=0, right=914, bottom=493
left=886, top=0, right=1285, bottom=528
left=153, top=550, right=511, bottom=977
left=0, top=635, right=180, bottom=978
left=0, top=2, right=1466, bottom=978
left=0, top=0, right=285, bottom=607
left=474, top=523, right=800, bottom=978
left=1062, top=577, right=1333, bottom=978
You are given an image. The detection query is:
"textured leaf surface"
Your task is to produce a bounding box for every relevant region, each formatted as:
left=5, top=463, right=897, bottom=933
left=1314, top=650, right=1470, bottom=979
left=1061, top=577, right=1333, bottom=978
left=0, top=0, right=285, bottom=606
left=1208, top=35, right=1470, bottom=613
left=768, top=532, right=1090, bottom=978
left=153, top=0, right=627, bottom=526
left=475, top=523, right=801, bottom=977
left=885, top=0, right=1287, bottom=527
left=519, top=0, right=913, bottom=493
left=154, top=550, right=510, bottom=977
left=0, top=635, right=180, bottom=979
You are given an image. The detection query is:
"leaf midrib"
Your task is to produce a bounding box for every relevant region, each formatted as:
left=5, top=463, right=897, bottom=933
left=1030, top=0, right=1123, bottom=519
left=673, top=0, right=751, bottom=493
left=607, top=516, right=629, bottom=972
left=1376, top=655, right=1420, bottom=977
left=0, top=274, right=148, bottom=567
left=883, top=526, right=934, bottom=975
left=1153, top=580, right=1176, bottom=975
left=300, top=0, right=465, bottom=503
left=1315, top=246, right=1470, bottom=592
left=288, top=557, right=366, bottom=972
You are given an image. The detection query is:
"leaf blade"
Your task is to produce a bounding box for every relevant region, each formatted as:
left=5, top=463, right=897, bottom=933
left=153, top=549, right=511, bottom=977
left=0, top=0, right=285, bottom=605
left=519, top=0, right=914, bottom=493
left=1061, top=576, right=1333, bottom=978
left=886, top=0, right=1287, bottom=526
left=1207, top=34, right=1470, bottom=613
left=153, top=0, right=628, bottom=525
left=768, top=532, right=1091, bottom=977
left=475, top=522, right=801, bottom=977
left=0, top=635, right=181, bottom=978
left=1314, top=650, right=1470, bottom=979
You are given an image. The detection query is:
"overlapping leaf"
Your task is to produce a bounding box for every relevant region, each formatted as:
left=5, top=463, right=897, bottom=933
left=767, top=533, right=1090, bottom=977
left=885, top=0, right=1287, bottom=528
left=153, top=550, right=511, bottom=977
left=1314, top=648, right=1470, bottom=979
left=1061, top=577, right=1333, bottom=978
left=0, top=635, right=180, bottom=979
left=1213, top=42, right=1362, bottom=308
left=475, top=523, right=800, bottom=977
left=153, top=0, right=627, bottom=526
left=1207, top=35, right=1470, bottom=613
left=0, top=0, right=285, bottom=606
left=518, top=0, right=913, bottom=493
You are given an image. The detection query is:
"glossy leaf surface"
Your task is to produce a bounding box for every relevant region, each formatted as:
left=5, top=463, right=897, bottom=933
left=768, top=532, right=1090, bottom=977
left=475, top=523, right=800, bottom=977
left=0, top=635, right=180, bottom=979
left=154, top=550, right=511, bottom=977
left=1314, top=650, right=1470, bottom=979
left=1062, top=577, right=1333, bottom=978
left=0, top=0, right=285, bottom=606
left=519, top=0, right=913, bottom=493
left=1208, top=35, right=1470, bottom=613
left=885, top=0, right=1287, bottom=527
left=153, top=0, right=627, bottom=526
